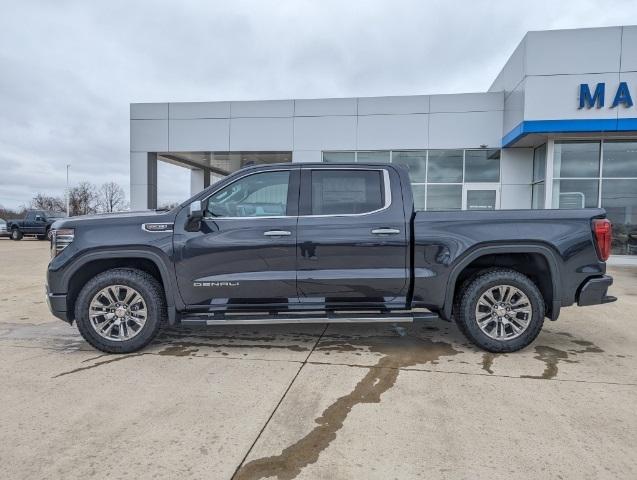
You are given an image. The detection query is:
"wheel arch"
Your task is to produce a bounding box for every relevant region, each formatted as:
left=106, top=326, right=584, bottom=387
left=60, top=249, right=179, bottom=324
left=442, top=243, right=562, bottom=322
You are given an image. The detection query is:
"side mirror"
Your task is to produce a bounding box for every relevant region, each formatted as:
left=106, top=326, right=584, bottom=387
left=188, top=200, right=203, bottom=220
left=185, top=200, right=203, bottom=232
left=35, top=216, right=44, bottom=222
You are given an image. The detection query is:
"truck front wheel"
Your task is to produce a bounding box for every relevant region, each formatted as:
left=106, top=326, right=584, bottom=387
left=10, top=228, right=23, bottom=240
left=74, top=268, right=166, bottom=353
left=454, top=268, right=545, bottom=353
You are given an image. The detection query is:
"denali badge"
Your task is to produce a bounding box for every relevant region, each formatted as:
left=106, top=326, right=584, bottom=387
left=142, top=223, right=174, bottom=232
left=194, top=281, right=240, bottom=287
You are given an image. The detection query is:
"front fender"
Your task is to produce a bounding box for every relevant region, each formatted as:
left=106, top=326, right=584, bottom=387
left=49, top=247, right=182, bottom=317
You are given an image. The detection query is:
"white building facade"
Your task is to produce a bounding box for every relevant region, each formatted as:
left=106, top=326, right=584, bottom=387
left=131, top=25, right=637, bottom=254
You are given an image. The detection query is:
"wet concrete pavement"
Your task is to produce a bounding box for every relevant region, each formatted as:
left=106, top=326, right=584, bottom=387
left=1, top=239, right=636, bottom=479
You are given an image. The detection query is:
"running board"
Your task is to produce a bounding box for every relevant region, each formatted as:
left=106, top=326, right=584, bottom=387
left=180, top=311, right=439, bottom=326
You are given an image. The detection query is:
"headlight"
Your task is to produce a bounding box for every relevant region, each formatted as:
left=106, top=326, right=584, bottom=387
left=50, top=228, right=74, bottom=258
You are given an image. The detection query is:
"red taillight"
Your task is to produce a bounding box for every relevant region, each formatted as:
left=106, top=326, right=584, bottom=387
left=592, top=218, right=612, bottom=261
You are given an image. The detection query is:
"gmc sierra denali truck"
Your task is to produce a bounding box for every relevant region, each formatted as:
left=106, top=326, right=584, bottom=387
left=46, top=163, right=616, bottom=354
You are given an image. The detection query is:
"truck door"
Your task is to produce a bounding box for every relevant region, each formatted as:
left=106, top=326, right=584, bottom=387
left=173, top=167, right=300, bottom=308
left=24, top=211, right=37, bottom=233
left=296, top=166, right=409, bottom=308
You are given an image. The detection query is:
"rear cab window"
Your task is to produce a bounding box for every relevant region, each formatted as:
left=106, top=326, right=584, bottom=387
left=310, top=170, right=385, bottom=215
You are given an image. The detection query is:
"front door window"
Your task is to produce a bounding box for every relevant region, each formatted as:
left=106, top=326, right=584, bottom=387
left=205, top=171, right=290, bottom=218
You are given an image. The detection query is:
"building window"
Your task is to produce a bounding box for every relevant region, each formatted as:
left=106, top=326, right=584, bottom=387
left=552, top=179, right=599, bottom=208
left=531, top=144, right=546, bottom=209
left=552, top=141, right=601, bottom=209
left=323, top=151, right=355, bottom=163
left=392, top=151, right=426, bottom=182
left=600, top=142, right=637, bottom=255
left=427, top=150, right=464, bottom=183
left=548, top=140, right=637, bottom=254
left=465, top=149, right=500, bottom=182
left=322, top=148, right=500, bottom=212
left=602, top=141, right=637, bottom=178
left=357, top=151, right=390, bottom=163
left=427, top=185, right=462, bottom=211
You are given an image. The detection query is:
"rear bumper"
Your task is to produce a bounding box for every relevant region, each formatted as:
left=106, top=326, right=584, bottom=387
left=45, top=285, right=71, bottom=323
left=577, top=275, right=617, bottom=307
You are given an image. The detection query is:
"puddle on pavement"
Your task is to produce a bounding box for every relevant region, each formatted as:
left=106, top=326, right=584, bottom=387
left=234, top=334, right=460, bottom=480
left=520, top=346, right=575, bottom=380
left=0, top=320, right=610, bottom=389
left=481, top=352, right=496, bottom=374
left=519, top=336, right=605, bottom=380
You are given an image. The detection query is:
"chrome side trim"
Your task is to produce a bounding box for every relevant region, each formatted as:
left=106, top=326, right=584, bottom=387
left=201, top=167, right=392, bottom=221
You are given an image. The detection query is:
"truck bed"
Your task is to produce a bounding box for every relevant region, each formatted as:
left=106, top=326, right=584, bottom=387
left=411, top=208, right=607, bottom=320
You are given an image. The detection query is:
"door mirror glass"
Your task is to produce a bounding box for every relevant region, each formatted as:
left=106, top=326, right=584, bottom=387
left=189, top=200, right=203, bottom=220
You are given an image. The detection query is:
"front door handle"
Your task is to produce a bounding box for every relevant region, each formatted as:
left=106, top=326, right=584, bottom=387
left=371, top=228, right=401, bottom=235
left=264, top=230, right=292, bottom=236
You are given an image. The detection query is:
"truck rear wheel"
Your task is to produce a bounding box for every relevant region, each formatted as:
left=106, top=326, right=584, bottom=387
left=74, top=268, right=166, bottom=353
left=454, top=268, right=544, bottom=353
left=10, top=228, right=23, bottom=240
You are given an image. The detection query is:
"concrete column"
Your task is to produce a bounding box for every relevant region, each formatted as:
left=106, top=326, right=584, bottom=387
left=190, top=168, right=211, bottom=196
left=130, top=152, right=157, bottom=210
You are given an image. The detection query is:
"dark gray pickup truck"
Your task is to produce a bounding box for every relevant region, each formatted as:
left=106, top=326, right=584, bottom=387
left=46, top=163, right=616, bottom=354
left=7, top=210, right=64, bottom=240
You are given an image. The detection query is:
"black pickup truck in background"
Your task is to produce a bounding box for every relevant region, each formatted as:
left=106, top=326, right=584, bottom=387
left=7, top=210, right=65, bottom=240
left=45, top=163, right=616, bottom=354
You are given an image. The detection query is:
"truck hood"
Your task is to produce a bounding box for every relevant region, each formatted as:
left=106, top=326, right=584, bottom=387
left=51, top=210, right=178, bottom=230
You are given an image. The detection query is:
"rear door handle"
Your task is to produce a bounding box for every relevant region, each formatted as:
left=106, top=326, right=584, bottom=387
left=371, top=228, right=401, bottom=235
left=264, top=230, right=292, bottom=236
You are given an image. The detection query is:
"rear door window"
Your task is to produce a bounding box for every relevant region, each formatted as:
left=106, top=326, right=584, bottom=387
left=310, top=170, right=384, bottom=215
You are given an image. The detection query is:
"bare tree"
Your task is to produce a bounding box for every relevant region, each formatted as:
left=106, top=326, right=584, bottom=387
left=0, top=204, right=25, bottom=220
left=30, top=193, right=66, bottom=213
left=157, top=201, right=180, bottom=211
left=68, top=182, right=98, bottom=216
left=97, top=182, right=127, bottom=213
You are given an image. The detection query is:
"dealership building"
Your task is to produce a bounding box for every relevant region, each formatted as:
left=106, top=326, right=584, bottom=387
left=130, top=25, right=637, bottom=253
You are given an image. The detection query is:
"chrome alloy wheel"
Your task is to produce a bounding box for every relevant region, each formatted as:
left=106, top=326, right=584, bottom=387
left=474, top=284, right=532, bottom=341
left=89, top=285, right=147, bottom=341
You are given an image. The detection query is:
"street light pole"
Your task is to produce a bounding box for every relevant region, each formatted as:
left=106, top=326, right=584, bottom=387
left=66, top=164, right=70, bottom=217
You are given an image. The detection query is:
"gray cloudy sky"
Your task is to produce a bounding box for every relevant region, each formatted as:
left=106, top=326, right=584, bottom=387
left=1, top=0, right=636, bottom=209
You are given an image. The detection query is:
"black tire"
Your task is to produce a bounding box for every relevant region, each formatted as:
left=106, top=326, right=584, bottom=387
left=37, top=235, right=46, bottom=240
left=75, top=268, right=166, bottom=353
left=10, top=228, right=23, bottom=240
left=454, top=268, right=545, bottom=353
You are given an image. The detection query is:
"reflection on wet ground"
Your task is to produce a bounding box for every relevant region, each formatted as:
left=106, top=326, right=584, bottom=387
left=0, top=320, right=619, bottom=382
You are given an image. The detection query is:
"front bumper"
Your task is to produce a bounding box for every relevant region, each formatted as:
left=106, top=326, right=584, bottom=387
left=45, top=285, right=71, bottom=323
left=577, top=275, right=617, bottom=307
